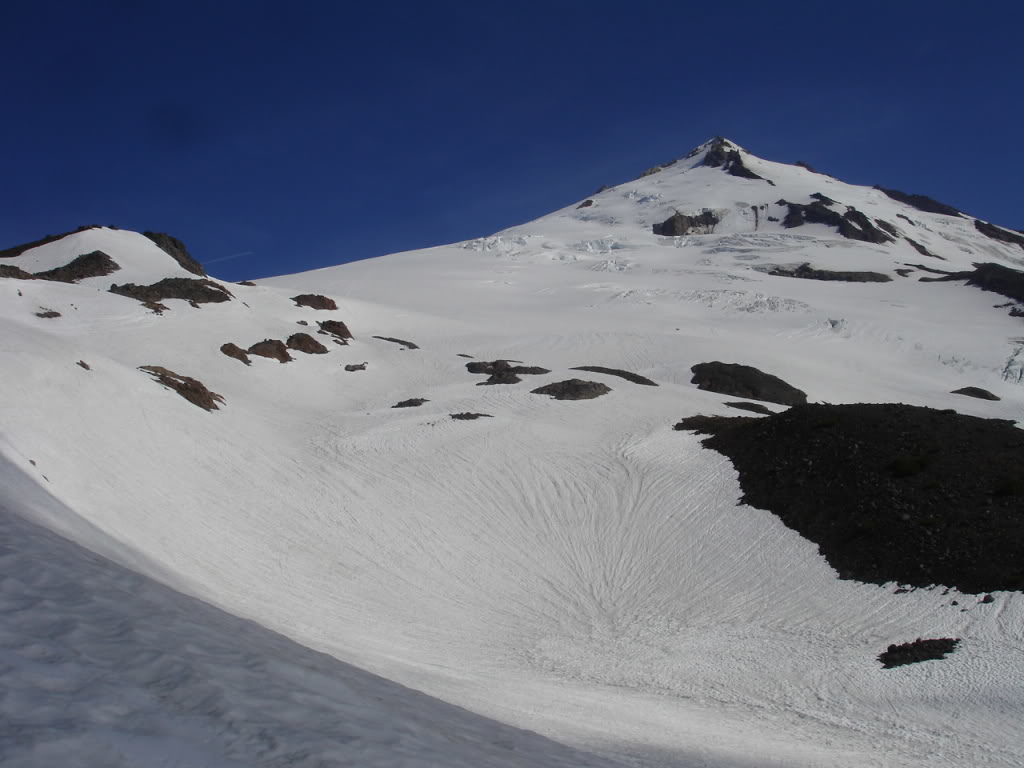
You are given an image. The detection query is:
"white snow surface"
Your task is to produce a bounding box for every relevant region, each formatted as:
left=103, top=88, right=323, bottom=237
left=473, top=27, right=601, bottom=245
left=2, top=139, right=1023, bottom=767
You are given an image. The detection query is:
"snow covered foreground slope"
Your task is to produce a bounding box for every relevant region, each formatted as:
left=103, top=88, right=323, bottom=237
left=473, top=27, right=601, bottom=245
left=2, top=138, right=1023, bottom=767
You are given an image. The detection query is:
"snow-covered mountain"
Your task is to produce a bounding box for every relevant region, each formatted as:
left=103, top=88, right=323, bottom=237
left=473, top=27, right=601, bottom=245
left=2, top=138, right=1023, bottom=767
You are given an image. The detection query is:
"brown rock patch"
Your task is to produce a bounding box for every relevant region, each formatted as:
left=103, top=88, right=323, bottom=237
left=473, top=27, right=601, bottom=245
left=35, top=251, right=121, bottom=283
left=247, top=339, right=292, bottom=363
left=220, top=343, right=251, bottom=366
left=110, top=278, right=233, bottom=306
left=287, top=332, right=329, bottom=354
left=292, top=294, right=338, bottom=310
left=317, top=319, right=353, bottom=343
left=139, top=365, right=224, bottom=411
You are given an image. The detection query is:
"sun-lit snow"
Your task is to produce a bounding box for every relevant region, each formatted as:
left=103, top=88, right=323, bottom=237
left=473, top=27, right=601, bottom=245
left=2, top=139, right=1022, bottom=767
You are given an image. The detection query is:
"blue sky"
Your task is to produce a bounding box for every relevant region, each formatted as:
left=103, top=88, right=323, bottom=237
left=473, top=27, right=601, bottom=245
left=2, top=1, right=1022, bottom=281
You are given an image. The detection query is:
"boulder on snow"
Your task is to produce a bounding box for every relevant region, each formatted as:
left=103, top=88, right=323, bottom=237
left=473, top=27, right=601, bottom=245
left=220, top=343, right=251, bottom=366
left=247, top=339, right=292, bottom=363
left=450, top=412, right=493, bottom=420
left=292, top=294, right=338, bottom=310
left=142, top=232, right=207, bottom=276
left=287, top=332, right=329, bottom=355
left=344, top=362, right=368, bottom=372
left=109, top=278, right=233, bottom=306
left=139, top=365, right=224, bottom=411
left=690, top=361, right=807, bottom=405
left=951, top=387, right=1000, bottom=401
left=35, top=308, right=61, bottom=318
left=531, top=379, right=611, bottom=400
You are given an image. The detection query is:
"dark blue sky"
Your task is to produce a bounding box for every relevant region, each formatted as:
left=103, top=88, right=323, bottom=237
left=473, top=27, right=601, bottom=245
left=3, top=1, right=1022, bottom=281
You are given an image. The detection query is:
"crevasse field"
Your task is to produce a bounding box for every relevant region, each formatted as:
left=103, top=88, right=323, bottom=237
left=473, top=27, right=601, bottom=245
left=2, top=139, right=1022, bottom=767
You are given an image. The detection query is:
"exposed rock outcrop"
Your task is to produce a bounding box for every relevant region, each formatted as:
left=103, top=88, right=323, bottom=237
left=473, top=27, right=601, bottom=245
left=652, top=210, right=719, bottom=236
left=879, top=638, right=960, bottom=669
left=287, top=332, right=329, bottom=355
left=570, top=366, right=657, bottom=386
left=0, top=225, right=104, bottom=258
left=393, top=398, right=428, bottom=408
left=764, top=263, right=892, bottom=283
left=372, top=336, right=419, bottom=349
left=974, top=219, right=1024, bottom=249
left=690, top=362, right=807, bottom=405
left=109, top=278, right=233, bottom=306
left=35, top=308, right=61, bottom=319
left=139, top=365, right=224, bottom=411
left=248, top=339, right=292, bottom=363
left=220, top=343, right=251, bottom=366
left=904, top=237, right=943, bottom=259
left=675, top=403, right=1024, bottom=593
left=316, top=320, right=352, bottom=343
left=34, top=251, right=120, bottom=283
left=703, top=138, right=773, bottom=184
left=0, top=265, right=36, bottom=280
left=874, top=187, right=962, bottom=217
left=142, top=232, right=206, bottom=276
left=466, top=360, right=551, bottom=385
left=922, top=262, right=1024, bottom=303
left=451, top=412, right=493, bottom=420
left=724, top=401, right=773, bottom=414
left=779, top=199, right=894, bottom=244
left=292, top=294, right=338, bottom=310
left=951, top=387, right=999, bottom=401
left=531, top=379, right=611, bottom=400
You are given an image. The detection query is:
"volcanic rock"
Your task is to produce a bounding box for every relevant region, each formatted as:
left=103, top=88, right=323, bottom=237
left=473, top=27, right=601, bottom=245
left=33, top=251, right=121, bottom=283
left=372, top=336, right=419, bottom=350
left=676, top=403, right=1024, bottom=593
left=142, top=232, right=207, bottom=276
left=878, top=638, right=960, bottom=669
left=139, top=365, right=224, bottom=411
left=292, top=294, right=338, bottom=310
left=951, top=387, right=999, bottom=401
left=316, top=320, right=352, bottom=343
left=220, top=343, right=251, bottom=366
left=690, top=362, right=807, bottom=405
left=531, top=379, right=611, bottom=400
left=570, top=366, right=657, bottom=386
left=109, top=278, right=232, bottom=306
left=287, top=333, right=329, bottom=354
left=248, top=339, right=292, bottom=363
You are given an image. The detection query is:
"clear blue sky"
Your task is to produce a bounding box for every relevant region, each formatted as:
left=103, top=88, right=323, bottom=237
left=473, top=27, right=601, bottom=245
left=3, top=1, right=1022, bottom=281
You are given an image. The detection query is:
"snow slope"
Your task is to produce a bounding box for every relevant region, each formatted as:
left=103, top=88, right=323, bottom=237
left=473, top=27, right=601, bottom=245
left=2, top=139, right=1023, bottom=767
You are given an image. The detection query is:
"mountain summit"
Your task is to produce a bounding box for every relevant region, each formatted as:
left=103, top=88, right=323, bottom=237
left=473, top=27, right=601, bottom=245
left=2, top=139, right=1023, bottom=768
